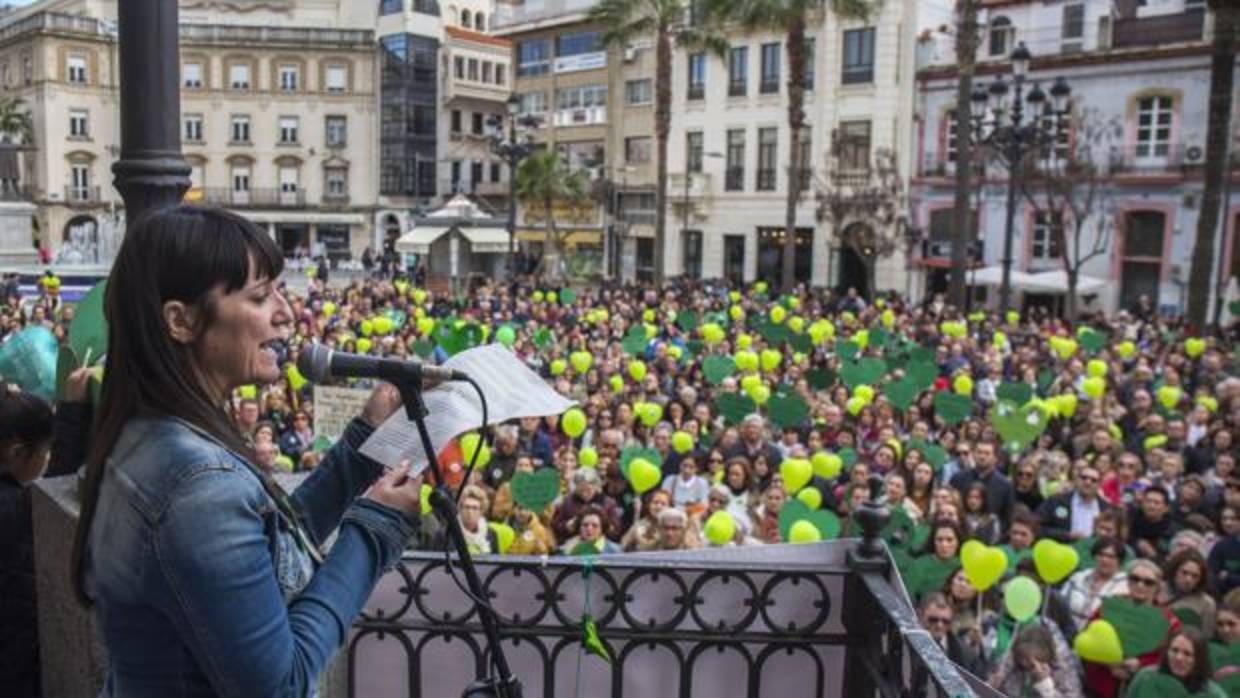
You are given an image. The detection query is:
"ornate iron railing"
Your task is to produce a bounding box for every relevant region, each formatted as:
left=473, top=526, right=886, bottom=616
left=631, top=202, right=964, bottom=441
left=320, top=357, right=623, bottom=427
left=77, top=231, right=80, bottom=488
left=345, top=480, right=998, bottom=697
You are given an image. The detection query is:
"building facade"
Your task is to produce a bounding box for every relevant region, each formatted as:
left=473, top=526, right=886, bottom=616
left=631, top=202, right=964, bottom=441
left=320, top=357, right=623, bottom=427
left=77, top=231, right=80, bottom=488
left=0, top=0, right=380, bottom=263
left=493, top=0, right=609, bottom=276
left=439, top=24, right=512, bottom=211
left=913, top=0, right=1239, bottom=315
left=664, top=2, right=930, bottom=291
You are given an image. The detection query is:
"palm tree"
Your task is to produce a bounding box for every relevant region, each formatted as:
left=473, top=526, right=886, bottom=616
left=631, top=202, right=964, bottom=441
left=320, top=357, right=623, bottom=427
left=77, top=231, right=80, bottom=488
left=710, top=0, right=878, bottom=293
left=588, top=0, right=727, bottom=286
left=513, top=149, right=591, bottom=282
left=1187, top=0, right=1237, bottom=326
left=0, top=96, right=33, bottom=144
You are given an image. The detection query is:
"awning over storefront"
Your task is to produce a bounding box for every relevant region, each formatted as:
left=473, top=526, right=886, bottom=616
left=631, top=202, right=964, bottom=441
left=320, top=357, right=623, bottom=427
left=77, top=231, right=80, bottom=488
left=515, top=229, right=602, bottom=246
left=395, top=226, right=450, bottom=254
left=1024, top=270, right=1108, bottom=295
left=460, top=227, right=510, bottom=253
left=966, top=265, right=1037, bottom=288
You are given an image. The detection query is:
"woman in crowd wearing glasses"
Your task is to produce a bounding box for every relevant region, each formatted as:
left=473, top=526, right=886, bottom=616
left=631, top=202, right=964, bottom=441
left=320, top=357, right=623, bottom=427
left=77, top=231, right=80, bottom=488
left=1083, top=558, right=1181, bottom=698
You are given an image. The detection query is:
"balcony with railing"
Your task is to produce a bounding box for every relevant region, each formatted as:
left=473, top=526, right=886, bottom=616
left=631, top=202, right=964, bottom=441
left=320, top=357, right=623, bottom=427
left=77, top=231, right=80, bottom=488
left=201, top=187, right=307, bottom=208
left=1112, top=10, right=1204, bottom=49
left=725, top=167, right=745, bottom=191
left=178, top=23, right=373, bottom=47
left=64, top=185, right=102, bottom=205
left=342, top=478, right=996, bottom=697
left=0, top=11, right=111, bottom=42
left=1108, top=143, right=1188, bottom=175
left=919, top=151, right=955, bottom=178
left=551, top=106, right=606, bottom=128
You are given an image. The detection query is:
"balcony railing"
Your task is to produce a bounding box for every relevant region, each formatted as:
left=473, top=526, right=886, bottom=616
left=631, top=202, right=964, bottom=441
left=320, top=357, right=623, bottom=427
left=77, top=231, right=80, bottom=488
left=725, top=167, right=744, bottom=191
left=687, top=84, right=705, bottom=101
left=179, top=24, right=373, bottom=47
left=0, top=11, right=112, bottom=42
left=728, top=80, right=747, bottom=97
left=345, top=535, right=994, bottom=697
left=64, top=185, right=102, bottom=204
left=1113, top=10, right=1204, bottom=49
left=551, top=106, right=606, bottom=128
left=1108, top=143, right=1188, bottom=174
left=200, top=187, right=306, bottom=208
left=920, top=151, right=955, bottom=177
left=756, top=168, right=776, bottom=190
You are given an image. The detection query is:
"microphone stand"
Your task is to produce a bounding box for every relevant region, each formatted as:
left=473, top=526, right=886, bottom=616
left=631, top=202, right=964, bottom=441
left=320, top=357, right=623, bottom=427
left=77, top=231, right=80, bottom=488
left=392, top=378, right=522, bottom=698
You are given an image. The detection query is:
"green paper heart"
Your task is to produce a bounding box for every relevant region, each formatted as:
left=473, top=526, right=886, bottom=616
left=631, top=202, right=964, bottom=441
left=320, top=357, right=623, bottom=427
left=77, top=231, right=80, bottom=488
left=1124, top=669, right=1189, bottom=698
left=675, top=310, right=698, bottom=333
left=412, top=340, right=435, bottom=358
left=788, top=333, right=813, bottom=354
left=1171, top=607, right=1202, bottom=630
left=768, top=393, right=809, bottom=429
left=69, top=279, right=108, bottom=367
left=1078, top=328, right=1107, bottom=354
left=883, top=377, right=921, bottom=412
left=311, top=435, right=334, bottom=453
left=837, top=341, right=860, bottom=361
left=840, top=357, right=887, bottom=389
left=511, top=468, right=561, bottom=512
left=807, top=509, right=841, bottom=540
left=1209, top=641, right=1240, bottom=673
left=934, top=392, right=973, bottom=426
left=1037, top=368, right=1054, bottom=392
left=702, top=355, right=737, bottom=385
left=838, top=448, right=858, bottom=468
left=1231, top=301, right=1240, bottom=317
left=882, top=506, right=916, bottom=550
left=715, top=392, right=757, bottom=426
left=905, top=359, right=939, bottom=391
left=759, top=321, right=788, bottom=346
left=992, top=401, right=1049, bottom=451
left=621, top=327, right=648, bottom=356
left=909, top=439, right=949, bottom=470
left=559, top=288, right=577, bottom=305
left=571, top=541, right=601, bottom=556
left=806, top=368, right=835, bottom=390
left=996, top=382, right=1034, bottom=406
left=533, top=327, right=554, bottom=349
left=868, top=327, right=890, bottom=350
left=1102, top=596, right=1171, bottom=658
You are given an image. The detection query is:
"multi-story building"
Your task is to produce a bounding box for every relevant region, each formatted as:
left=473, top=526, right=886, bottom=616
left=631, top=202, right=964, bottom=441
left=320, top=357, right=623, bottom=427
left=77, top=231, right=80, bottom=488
left=913, top=0, right=1239, bottom=315
left=661, top=0, right=932, bottom=290
left=492, top=0, right=609, bottom=274
left=439, top=22, right=512, bottom=211
left=0, top=0, right=380, bottom=262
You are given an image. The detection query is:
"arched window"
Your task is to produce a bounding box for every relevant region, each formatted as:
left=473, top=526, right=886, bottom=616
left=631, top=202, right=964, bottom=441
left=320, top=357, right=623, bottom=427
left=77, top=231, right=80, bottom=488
left=474, top=12, right=485, bottom=31
left=461, top=9, right=471, bottom=28
left=989, top=16, right=1013, bottom=57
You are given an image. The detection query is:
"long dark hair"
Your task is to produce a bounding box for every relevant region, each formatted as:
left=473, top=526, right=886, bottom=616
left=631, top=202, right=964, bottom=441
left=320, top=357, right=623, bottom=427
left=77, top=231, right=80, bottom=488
left=0, top=388, right=53, bottom=475
left=1159, top=628, right=1212, bottom=692
left=71, top=205, right=283, bottom=606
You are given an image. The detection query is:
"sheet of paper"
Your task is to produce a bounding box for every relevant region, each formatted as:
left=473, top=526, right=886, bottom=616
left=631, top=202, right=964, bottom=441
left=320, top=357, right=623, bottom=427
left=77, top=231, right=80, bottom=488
left=359, top=344, right=577, bottom=473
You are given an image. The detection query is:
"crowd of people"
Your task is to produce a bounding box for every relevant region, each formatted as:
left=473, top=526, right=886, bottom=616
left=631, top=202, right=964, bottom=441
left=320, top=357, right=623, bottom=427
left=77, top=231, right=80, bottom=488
left=3, top=265, right=1239, bottom=697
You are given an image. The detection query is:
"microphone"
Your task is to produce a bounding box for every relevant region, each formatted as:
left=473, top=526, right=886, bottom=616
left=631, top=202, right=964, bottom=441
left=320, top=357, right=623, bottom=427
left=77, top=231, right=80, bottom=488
left=297, top=343, right=467, bottom=384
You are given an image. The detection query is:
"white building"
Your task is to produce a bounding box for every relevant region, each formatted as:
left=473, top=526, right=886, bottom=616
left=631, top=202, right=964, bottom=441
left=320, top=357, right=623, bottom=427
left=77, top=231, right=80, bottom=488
left=0, top=0, right=381, bottom=262
left=659, top=0, right=944, bottom=292
left=912, top=0, right=1239, bottom=315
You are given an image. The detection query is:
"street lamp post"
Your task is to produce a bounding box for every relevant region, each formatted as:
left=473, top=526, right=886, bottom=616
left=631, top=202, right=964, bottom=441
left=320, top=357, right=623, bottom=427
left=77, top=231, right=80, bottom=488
left=488, top=96, right=538, bottom=278
left=968, top=42, right=1071, bottom=314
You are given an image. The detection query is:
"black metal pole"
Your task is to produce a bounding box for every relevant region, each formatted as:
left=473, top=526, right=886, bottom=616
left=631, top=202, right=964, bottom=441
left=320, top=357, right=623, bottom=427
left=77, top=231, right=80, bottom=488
left=506, top=118, right=518, bottom=278
left=112, top=0, right=191, bottom=221
left=998, top=86, right=1025, bottom=315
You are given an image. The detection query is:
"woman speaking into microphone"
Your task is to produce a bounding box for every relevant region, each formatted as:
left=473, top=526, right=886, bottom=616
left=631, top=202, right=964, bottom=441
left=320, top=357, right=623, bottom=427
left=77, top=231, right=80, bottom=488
left=71, top=206, right=423, bottom=696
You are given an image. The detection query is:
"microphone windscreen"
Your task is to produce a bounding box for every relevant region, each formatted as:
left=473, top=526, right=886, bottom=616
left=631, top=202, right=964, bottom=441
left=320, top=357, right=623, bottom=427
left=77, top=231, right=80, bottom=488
left=297, top=344, right=332, bottom=382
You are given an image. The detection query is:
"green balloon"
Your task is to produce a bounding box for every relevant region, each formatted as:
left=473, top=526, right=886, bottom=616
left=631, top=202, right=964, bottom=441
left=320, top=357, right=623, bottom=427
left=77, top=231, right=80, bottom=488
left=496, top=325, right=516, bottom=347
left=1003, top=575, right=1042, bottom=622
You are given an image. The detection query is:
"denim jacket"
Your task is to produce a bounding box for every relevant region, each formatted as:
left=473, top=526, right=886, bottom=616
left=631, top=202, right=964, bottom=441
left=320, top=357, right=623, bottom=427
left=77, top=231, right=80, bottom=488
left=88, top=413, right=415, bottom=697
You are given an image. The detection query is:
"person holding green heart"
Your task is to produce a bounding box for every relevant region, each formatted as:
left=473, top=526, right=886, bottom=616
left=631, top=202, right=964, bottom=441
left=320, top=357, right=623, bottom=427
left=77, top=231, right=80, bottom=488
left=1126, top=629, right=1228, bottom=698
